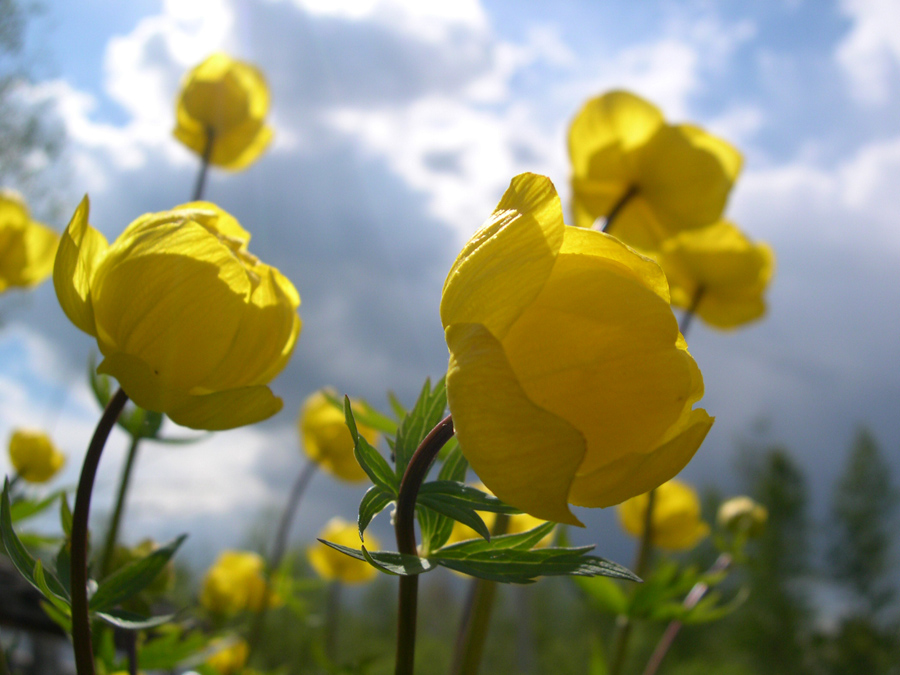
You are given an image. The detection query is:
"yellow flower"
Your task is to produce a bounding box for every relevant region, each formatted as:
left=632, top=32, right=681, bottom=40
left=53, top=197, right=301, bottom=431
left=200, top=551, right=270, bottom=615
left=299, top=390, right=379, bottom=482
left=0, top=189, right=59, bottom=292
left=441, top=173, right=712, bottom=526
left=569, top=90, right=742, bottom=250
left=716, top=495, right=768, bottom=538
left=308, top=517, right=380, bottom=584
left=206, top=638, right=249, bottom=675
left=8, top=429, right=65, bottom=483
left=617, top=479, right=710, bottom=551
left=657, top=221, right=775, bottom=329
left=173, top=53, right=273, bottom=170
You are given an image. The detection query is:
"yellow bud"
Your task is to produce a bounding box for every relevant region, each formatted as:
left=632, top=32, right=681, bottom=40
left=717, top=496, right=768, bottom=538
left=0, top=189, right=59, bottom=293
left=8, top=429, right=65, bottom=483
left=617, top=479, right=710, bottom=551
left=206, top=638, right=249, bottom=675
left=308, top=517, right=380, bottom=584
left=299, top=389, right=379, bottom=482
left=200, top=551, right=271, bottom=615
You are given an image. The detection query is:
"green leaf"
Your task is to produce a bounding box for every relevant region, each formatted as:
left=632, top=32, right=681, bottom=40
left=138, top=626, right=209, bottom=670
left=324, top=389, right=398, bottom=435
left=436, top=522, right=558, bottom=555
left=95, top=608, right=175, bottom=630
left=10, top=491, right=62, bottom=523
left=358, top=485, right=393, bottom=540
left=437, top=445, right=468, bottom=483
left=55, top=544, right=72, bottom=596
left=418, top=447, right=471, bottom=553
left=344, top=397, right=398, bottom=495
left=416, top=496, right=491, bottom=542
left=59, top=493, right=73, bottom=538
left=419, top=481, right=521, bottom=514
left=89, top=534, right=186, bottom=612
left=574, top=575, right=629, bottom=614
left=388, top=391, right=407, bottom=420
left=318, top=539, right=435, bottom=576
left=33, top=560, right=71, bottom=613
left=40, top=599, right=72, bottom=634
left=393, top=376, right=448, bottom=478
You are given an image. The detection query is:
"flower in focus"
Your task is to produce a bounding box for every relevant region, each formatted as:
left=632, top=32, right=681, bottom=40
left=569, top=90, right=742, bottom=250
left=441, top=173, right=712, bottom=526
left=657, top=221, right=775, bottom=329
left=617, top=479, right=710, bottom=551
left=200, top=551, right=271, bottom=615
left=717, top=495, right=768, bottom=538
left=299, top=389, right=379, bottom=482
left=54, top=198, right=301, bottom=431
left=0, top=189, right=59, bottom=293
left=8, top=429, right=65, bottom=483
left=309, top=517, right=380, bottom=584
left=206, top=638, right=249, bottom=675
left=173, top=53, right=273, bottom=169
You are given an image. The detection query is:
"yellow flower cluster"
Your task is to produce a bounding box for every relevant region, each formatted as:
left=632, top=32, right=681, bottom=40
left=0, top=190, right=59, bottom=293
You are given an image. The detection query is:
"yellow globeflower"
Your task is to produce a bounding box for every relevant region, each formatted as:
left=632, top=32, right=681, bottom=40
left=200, top=551, right=269, bottom=615
left=54, top=198, right=301, bottom=431
left=299, top=390, right=379, bottom=482
left=174, top=53, right=273, bottom=170
left=309, top=517, right=380, bottom=584
left=569, top=90, right=742, bottom=250
left=0, top=189, right=59, bottom=292
left=441, top=173, right=712, bottom=526
left=657, top=221, right=775, bottom=329
left=8, top=429, right=65, bottom=483
left=206, top=638, right=249, bottom=675
left=617, top=479, right=710, bottom=551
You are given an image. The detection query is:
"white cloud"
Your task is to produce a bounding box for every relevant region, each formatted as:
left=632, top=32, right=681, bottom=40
left=836, top=0, right=900, bottom=104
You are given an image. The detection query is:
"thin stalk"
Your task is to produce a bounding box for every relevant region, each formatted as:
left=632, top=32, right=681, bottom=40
left=324, top=581, right=341, bottom=661
left=99, top=435, right=142, bottom=579
left=394, top=415, right=455, bottom=675
left=71, top=388, right=130, bottom=675
left=0, top=636, right=10, bottom=675
left=7, top=475, right=20, bottom=492
left=679, top=285, right=705, bottom=336
left=602, top=185, right=638, bottom=234
left=125, top=630, right=137, bottom=675
left=609, top=488, right=656, bottom=675
left=641, top=553, right=733, bottom=675
left=191, top=127, right=215, bottom=202
left=450, top=514, right=510, bottom=675
left=247, top=460, right=318, bottom=658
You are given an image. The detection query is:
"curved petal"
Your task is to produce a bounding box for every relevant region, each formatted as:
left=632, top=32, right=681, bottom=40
left=53, top=196, right=108, bottom=337
left=441, top=173, right=564, bottom=340
left=167, top=385, right=283, bottom=430
left=213, top=121, right=274, bottom=170
left=446, top=322, right=586, bottom=526
left=680, top=124, right=743, bottom=182
left=98, top=352, right=192, bottom=413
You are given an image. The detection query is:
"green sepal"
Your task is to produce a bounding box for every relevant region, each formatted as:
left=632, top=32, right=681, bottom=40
left=318, top=539, right=435, bottom=576
left=344, top=396, right=399, bottom=495
left=89, top=534, right=186, bottom=612
left=358, top=485, right=394, bottom=541
left=393, top=376, right=447, bottom=478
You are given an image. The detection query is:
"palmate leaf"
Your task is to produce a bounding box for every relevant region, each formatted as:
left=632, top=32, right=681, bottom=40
left=393, top=376, right=448, bottom=478
left=344, top=397, right=399, bottom=495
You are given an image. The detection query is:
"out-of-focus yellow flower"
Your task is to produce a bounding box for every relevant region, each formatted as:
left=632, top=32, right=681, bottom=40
left=8, top=430, right=65, bottom=483
left=441, top=173, right=712, bottom=526
left=569, top=90, right=742, bottom=250
left=299, top=390, right=379, bottom=482
left=200, top=551, right=272, bottom=615
left=308, top=517, right=380, bottom=584
left=617, top=479, right=710, bottom=551
left=657, top=221, right=774, bottom=329
left=717, top=495, right=768, bottom=538
left=0, top=189, right=59, bottom=292
left=206, top=638, right=249, bottom=675
left=54, top=198, right=301, bottom=431
left=173, top=53, right=273, bottom=169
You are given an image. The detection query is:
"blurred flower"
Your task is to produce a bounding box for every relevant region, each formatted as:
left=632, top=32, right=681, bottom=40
left=657, top=221, right=775, bottom=329
left=299, top=389, right=379, bottom=482
left=8, top=429, right=65, bottom=483
left=173, top=53, right=273, bottom=169
left=617, top=479, right=710, bottom=551
left=200, top=551, right=271, bottom=615
left=717, top=495, right=768, bottom=538
left=309, top=517, right=380, bottom=584
left=0, top=189, right=59, bottom=292
left=206, top=638, right=249, bottom=675
left=569, top=90, right=741, bottom=250
left=441, top=173, right=712, bottom=526
left=54, top=198, right=301, bottom=430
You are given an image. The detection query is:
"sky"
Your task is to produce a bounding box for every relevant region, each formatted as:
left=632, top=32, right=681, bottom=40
left=1, top=0, right=900, bottom=573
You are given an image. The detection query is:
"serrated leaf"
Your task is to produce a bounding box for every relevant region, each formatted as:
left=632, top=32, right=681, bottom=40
left=437, top=445, right=468, bottom=483
left=89, top=534, right=186, bottom=612
left=419, top=481, right=521, bottom=514
left=318, top=539, right=435, bottom=576
left=415, top=496, right=491, bottom=542
left=574, top=575, right=629, bottom=614
left=393, top=376, right=448, bottom=478
left=436, top=522, right=558, bottom=556
left=10, top=491, right=62, bottom=523
left=95, top=608, right=175, bottom=630
left=358, top=486, right=393, bottom=540
left=59, top=493, right=73, bottom=538
left=324, top=390, right=397, bottom=435
left=344, top=397, right=398, bottom=495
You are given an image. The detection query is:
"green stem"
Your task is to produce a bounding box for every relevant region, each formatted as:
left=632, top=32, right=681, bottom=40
left=394, top=415, right=455, bottom=675
left=602, top=185, right=638, bottom=234
left=325, top=581, right=341, bottom=662
left=71, top=388, right=129, bottom=675
left=0, top=634, right=10, bottom=675
left=609, top=488, right=656, bottom=675
left=191, top=127, right=215, bottom=202
left=679, top=285, right=705, bottom=336
left=450, top=514, right=510, bottom=675
left=99, top=435, right=141, bottom=579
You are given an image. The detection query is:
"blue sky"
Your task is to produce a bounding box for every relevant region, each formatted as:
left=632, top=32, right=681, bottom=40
left=3, top=0, right=900, bottom=569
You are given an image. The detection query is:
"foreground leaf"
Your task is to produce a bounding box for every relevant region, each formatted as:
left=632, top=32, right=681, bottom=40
left=318, top=539, right=435, bottom=576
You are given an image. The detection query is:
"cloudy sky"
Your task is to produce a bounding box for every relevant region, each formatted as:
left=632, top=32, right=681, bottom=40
left=2, top=0, right=899, bottom=569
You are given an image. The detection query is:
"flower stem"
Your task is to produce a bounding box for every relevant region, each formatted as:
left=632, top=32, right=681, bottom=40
left=71, top=388, right=129, bottom=675
left=602, top=185, right=638, bottom=234
left=609, top=488, right=656, bottom=675
left=641, top=553, right=732, bottom=675
left=246, top=460, right=318, bottom=659
left=99, top=435, right=141, bottom=579
left=679, top=285, right=705, bottom=336
left=325, top=581, right=341, bottom=661
left=394, top=414, right=455, bottom=675
left=191, top=127, right=215, bottom=202
left=450, top=514, right=509, bottom=675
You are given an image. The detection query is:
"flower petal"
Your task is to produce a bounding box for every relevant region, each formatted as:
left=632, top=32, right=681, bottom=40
left=168, top=385, right=283, bottom=430
left=97, top=352, right=192, bottom=413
